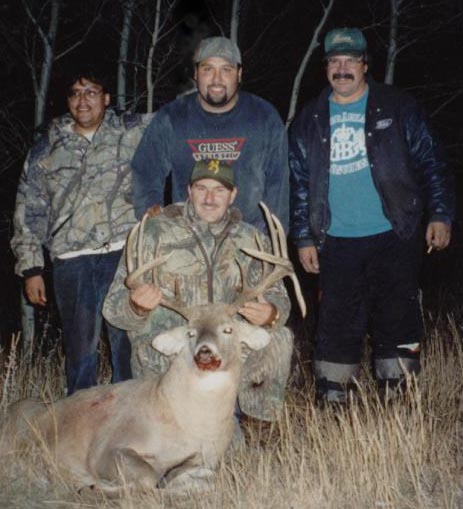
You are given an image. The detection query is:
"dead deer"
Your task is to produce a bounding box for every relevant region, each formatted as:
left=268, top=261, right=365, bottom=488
left=2, top=203, right=305, bottom=495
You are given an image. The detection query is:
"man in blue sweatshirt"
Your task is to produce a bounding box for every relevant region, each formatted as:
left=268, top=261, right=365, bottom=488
left=131, top=36, right=289, bottom=232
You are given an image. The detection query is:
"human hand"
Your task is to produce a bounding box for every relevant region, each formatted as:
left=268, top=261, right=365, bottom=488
left=129, top=283, right=162, bottom=316
left=25, top=275, right=47, bottom=306
left=298, top=246, right=320, bottom=273
left=426, top=221, right=451, bottom=252
left=238, top=295, right=278, bottom=327
left=145, top=204, right=162, bottom=218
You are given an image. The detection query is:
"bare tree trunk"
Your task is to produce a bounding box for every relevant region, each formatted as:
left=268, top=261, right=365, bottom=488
left=22, top=0, right=60, bottom=127
left=385, top=0, right=400, bottom=85
left=286, top=0, right=334, bottom=128
left=230, top=0, right=240, bottom=46
left=146, top=0, right=162, bottom=113
left=21, top=0, right=60, bottom=350
left=117, top=0, right=135, bottom=111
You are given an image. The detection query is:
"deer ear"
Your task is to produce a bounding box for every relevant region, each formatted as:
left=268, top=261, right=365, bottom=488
left=152, top=327, right=188, bottom=355
left=239, top=322, right=271, bottom=351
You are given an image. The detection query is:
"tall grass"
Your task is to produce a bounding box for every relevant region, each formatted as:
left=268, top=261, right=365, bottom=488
left=0, top=318, right=462, bottom=509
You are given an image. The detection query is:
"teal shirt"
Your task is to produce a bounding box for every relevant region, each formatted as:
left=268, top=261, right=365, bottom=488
left=327, top=88, right=392, bottom=237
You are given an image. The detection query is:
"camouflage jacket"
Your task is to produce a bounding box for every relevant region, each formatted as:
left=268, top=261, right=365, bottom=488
left=103, top=201, right=291, bottom=357
left=103, top=201, right=294, bottom=420
left=11, top=109, right=151, bottom=277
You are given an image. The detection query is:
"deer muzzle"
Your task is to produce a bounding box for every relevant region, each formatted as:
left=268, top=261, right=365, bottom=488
left=194, top=344, right=222, bottom=371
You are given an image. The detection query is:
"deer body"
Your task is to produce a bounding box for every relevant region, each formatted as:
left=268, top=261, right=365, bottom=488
left=4, top=312, right=269, bottom=493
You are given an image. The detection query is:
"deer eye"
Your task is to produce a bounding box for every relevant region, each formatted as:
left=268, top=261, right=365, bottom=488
left=223, top=326, right=233, bottom=334
left=187, top=330, right=196, bottom=338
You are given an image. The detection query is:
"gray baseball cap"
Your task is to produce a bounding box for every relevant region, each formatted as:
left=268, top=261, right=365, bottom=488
left=194, top=37, right=242, bottom=65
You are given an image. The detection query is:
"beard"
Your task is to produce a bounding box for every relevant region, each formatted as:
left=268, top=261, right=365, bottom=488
left=205, top=90, right=229, bottom=107
left=198, top=82, right=240, bottom=109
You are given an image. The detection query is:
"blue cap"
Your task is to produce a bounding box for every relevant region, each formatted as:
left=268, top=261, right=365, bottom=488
left=324, top=28, right=367, bottom=57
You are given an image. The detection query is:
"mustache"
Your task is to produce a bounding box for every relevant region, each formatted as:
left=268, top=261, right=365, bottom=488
left=333, top=73, right=354, bottom=81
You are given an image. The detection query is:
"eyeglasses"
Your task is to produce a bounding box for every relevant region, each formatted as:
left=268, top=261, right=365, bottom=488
left=68, top=88, right=104, bottom=101
left=326, top=57, right=364, bottom=68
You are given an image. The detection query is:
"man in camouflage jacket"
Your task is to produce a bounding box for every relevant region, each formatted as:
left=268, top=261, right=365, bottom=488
left=11, top=67, right=151, bottom=395
left=103, top=160, right=293, bottom=421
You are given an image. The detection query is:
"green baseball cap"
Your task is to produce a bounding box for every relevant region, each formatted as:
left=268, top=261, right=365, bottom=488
left=190, top=159, right=235, bottom=190
left=324, top=28, right=367, bottom=57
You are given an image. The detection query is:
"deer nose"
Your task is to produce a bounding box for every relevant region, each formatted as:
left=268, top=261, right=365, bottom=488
left=196, top=345, right=213, bottom=361
left=194, top=344, right=222, bottom=371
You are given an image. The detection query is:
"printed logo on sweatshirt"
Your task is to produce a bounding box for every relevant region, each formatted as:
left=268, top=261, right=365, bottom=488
left=187, top=138, right=246, bottom=162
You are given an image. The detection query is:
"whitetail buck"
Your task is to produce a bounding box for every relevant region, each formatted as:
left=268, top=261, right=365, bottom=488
left=2, top=203, right=305, bottom=495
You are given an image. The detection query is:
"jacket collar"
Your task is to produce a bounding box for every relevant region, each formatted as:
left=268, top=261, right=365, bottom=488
left=48, top=109, right=117, bottom=144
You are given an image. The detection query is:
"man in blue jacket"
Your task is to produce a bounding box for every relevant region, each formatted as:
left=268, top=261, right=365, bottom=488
left=289, top=28, right=454, bottom=404
left=131, top=36, right=289, bottom=233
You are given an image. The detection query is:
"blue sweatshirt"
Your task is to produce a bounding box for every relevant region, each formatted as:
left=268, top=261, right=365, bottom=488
left=131, top=91, right=289, bottom=232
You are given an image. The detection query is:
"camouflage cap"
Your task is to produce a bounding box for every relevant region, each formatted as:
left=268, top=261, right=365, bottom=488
left=190, top=159, right=235, bottom=190
left=194, top=37, right=242, bottom=65
left=324, top=28, right=367, bottom=57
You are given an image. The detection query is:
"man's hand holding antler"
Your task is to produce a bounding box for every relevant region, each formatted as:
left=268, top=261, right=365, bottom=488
left=238, top=295, right=279, bottom=327
left=129, top=284, right=162, bottom=316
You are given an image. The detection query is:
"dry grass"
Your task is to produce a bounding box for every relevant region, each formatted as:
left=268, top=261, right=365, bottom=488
left=0, top=318, right=462, bottom=509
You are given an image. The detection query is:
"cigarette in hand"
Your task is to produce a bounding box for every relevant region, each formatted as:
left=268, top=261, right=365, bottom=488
left=427, top=245, right=433, bottom=254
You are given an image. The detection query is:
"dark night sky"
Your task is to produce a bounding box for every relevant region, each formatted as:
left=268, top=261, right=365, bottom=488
left=0, top=0, right=462, bottom=340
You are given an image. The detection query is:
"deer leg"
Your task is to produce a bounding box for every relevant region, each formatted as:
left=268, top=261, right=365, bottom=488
left=92, top=447, right=163, bottom=492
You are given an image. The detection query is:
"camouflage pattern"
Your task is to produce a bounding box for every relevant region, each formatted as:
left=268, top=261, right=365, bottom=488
left=103, top=201, right=293, bottom=420
left=11, top=109, right=152, bottom=276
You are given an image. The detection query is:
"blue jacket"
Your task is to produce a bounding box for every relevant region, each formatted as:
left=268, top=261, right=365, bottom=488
left=289, top=79, right=454, bottom=247
left=131, top=91, right=289, bottom=233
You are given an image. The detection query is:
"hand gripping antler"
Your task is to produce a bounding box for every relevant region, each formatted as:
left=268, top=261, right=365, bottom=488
left=124, top=204, right=306, bottom=321
left=231, top=202, right=306, bottom=318
left=125, top=213, right=192, bottom=320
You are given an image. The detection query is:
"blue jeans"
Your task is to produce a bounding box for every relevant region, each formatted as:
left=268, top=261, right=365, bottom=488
left=53, top=250, right=132, bottom=395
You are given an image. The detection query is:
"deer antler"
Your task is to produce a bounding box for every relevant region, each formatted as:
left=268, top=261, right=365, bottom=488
left=125, top=204, right=306, bottom=322
left=232, top=202, right=307, bottom=318
left=125, top=213, right=191, bottom=320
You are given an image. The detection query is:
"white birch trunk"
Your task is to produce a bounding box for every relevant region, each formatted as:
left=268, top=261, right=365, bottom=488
left=230, top=0, right=240, bottom=46
left=285, top=0, right=335, bottom=128
left=22, top=0, right=60, bottom=350
left=117, top=0, right=135, bottom=111
left=23, top=0, right=60, bottom=127
left=385, top=0, right=400, bottom=85
left=146, top=0, right=162, bottom=113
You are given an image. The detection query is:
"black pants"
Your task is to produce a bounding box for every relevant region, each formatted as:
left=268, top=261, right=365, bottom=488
left=314, top=230, right=423, bottom=399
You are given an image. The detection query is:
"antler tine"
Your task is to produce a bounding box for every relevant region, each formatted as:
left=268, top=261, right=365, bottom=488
left=126, top=253, right=172, bottom=289
left=262, top=203, right=307, bottom=318
left=126, top=212, right=149, bottom=276
left=124, top=213, right=191, bottom=321
left=126, top=221, right=140, bottom=275
left=270, top=210, right=288, bottom=259
left=159, top=278, right=191, bottom=321
left=289, top=273, right=307, bottom=318
left=234, top=202, right=307, bottom=318
left=254, top=232, right=271, bottom=280
left=231, top=265, right=292, bottom=312
left=260, top=201, right=280, bottom=257
left=137, top=212, right=149, bottom=268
